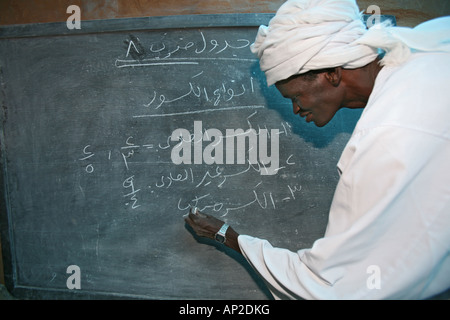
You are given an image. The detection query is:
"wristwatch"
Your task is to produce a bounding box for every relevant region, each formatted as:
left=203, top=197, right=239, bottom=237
left=215, top=223, right=229, bottom=244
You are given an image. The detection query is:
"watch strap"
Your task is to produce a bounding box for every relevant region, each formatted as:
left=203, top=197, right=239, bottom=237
left=215, top=223, right=229, bottom=243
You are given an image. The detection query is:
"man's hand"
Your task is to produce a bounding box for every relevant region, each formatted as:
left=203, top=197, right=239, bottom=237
left=184, top=208, right=242, bottom=254
left=184, top=209, right=224, bottom=240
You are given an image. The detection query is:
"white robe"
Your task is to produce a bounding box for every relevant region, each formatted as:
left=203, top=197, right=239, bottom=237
left=238, top=52, right=450, bottom=299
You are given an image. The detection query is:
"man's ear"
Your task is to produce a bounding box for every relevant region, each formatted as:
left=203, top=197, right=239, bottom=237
left=324, top=67, right=342, bottom=87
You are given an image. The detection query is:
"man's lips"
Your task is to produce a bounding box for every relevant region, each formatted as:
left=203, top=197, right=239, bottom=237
left=300, top=111, right=313, bottom=123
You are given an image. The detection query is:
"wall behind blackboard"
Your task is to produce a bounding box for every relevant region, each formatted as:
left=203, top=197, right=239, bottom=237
left=0, top=14, right=367, bottom=299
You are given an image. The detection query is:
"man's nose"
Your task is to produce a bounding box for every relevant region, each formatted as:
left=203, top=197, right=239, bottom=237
left=292, top=101, right=301, bottom=114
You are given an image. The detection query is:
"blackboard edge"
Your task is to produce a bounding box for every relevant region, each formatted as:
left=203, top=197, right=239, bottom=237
left=9, top=284, right=272, bottom=300
left=0, top=13, right=275, bottom=39
left=0, top=62, right=17, bottom=295
left=0, top=13, right=396, bottom=40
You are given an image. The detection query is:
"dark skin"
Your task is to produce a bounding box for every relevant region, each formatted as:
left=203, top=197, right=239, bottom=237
left=185, top=211, right=242, bottom=254
left=184, top=58, right=383, bottom=253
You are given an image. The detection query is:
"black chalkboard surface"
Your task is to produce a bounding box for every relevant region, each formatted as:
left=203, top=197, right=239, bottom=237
left=0, top=14, right=391, bottom=299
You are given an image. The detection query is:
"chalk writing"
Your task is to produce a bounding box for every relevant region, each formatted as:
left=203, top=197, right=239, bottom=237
left=79, top=145, right=95, bottom=173
left=142, top=76, right=255, bottom=109
left=115, top=32, right=264, bottom=120
left=116, top=31, right=253, bottom=67
left=76, top=119, right=300, bottom=215
left=123, top=175, right=141, bottom=209
left=120, top=136, right=154, bottom=171
left=131, top=70, right=260, bottom=118
left=75, top=29, right=304, bottom=217
left=177, top=181, right=303, bottom=217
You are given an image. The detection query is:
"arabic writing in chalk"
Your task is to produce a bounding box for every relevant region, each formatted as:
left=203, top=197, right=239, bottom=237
left=141, top=74, right=255, bottom=110
left=76, top=30, right=305, bottom=217
left=77, top=119, right=303, bottom=216
left=115, top=32, right=255, bottom=68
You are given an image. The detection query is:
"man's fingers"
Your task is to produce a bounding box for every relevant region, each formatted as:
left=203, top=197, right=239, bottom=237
left=184, top=211, right=205, bottom=228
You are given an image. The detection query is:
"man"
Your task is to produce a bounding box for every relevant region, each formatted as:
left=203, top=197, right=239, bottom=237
left=185, top=0, right=450, bottom=299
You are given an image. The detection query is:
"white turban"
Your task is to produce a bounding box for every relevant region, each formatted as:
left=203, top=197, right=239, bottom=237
left=251, top=0, right=450, bottom=86
left=355, top=16, right=450, bottom=67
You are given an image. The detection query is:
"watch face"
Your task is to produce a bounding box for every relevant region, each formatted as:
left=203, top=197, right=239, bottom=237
left=215, top=234, right=226, bottom=243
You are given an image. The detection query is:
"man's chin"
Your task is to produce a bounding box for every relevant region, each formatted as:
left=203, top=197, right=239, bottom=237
left=313, top=119, right=329, bottom=128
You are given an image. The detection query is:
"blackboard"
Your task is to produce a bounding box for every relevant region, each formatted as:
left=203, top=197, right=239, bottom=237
left=0, top=14, right=392, bottom=299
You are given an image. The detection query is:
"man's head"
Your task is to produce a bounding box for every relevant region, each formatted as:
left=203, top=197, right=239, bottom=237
left=275, top=68, right=343, bottom=127
left=251, top=0, right=381, bottom=126
left=275, top=62, right=381, bottom=127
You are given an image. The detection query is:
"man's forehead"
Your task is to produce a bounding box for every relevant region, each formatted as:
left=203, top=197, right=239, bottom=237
left=275, top=75, right=308, bottom=97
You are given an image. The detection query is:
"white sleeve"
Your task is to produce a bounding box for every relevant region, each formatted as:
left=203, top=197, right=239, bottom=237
left=239, top=126, right=450, bottom=300
left=238, top=235, right=334, bottom=300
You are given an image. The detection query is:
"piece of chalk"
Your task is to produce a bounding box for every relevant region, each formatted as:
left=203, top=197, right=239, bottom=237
left=190, top=206, right=199, bottom=214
